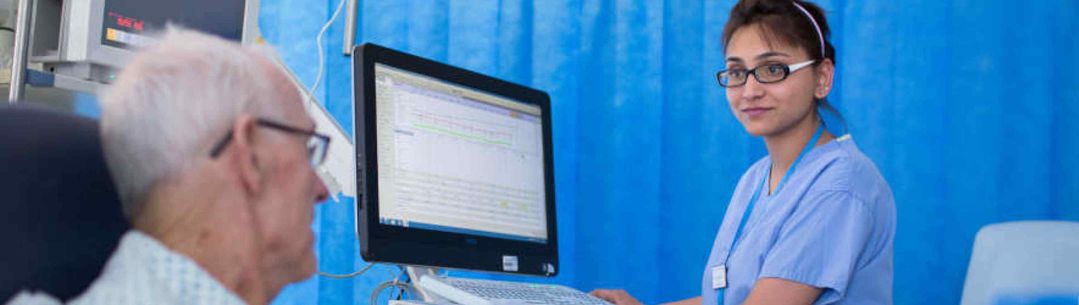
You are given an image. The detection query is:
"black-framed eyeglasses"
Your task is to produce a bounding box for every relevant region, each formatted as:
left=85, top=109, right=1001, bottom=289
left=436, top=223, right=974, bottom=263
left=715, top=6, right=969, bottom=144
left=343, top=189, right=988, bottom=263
left=209, top=118, right=331, bottom=168
left=716, top=60, right=815, bottom=88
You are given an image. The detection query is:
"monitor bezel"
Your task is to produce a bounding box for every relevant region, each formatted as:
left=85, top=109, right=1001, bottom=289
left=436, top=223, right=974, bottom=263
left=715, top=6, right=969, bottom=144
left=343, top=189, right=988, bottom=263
left=353, top=43, right=559, bottom=276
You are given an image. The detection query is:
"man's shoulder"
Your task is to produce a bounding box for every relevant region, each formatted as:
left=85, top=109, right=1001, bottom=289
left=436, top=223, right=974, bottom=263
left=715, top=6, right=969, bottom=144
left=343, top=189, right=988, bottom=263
left=69, top=230, right=244, bottom=305
left=4, top=291, right=62, bottom=305
left=67, top=231, right=178, bottom=305
left=68, top=280, right=172, bottom=305
left=3, top=231, right=168, bottom=305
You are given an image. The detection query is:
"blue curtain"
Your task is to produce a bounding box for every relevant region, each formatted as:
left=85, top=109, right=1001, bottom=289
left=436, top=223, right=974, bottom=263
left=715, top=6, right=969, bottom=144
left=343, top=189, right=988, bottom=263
left=259, top=0, right=1079, bottom=304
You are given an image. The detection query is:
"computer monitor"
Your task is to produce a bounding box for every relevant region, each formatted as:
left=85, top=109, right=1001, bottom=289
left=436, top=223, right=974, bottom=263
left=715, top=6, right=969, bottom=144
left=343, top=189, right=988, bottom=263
left=353, top=43, right=558, bottom=276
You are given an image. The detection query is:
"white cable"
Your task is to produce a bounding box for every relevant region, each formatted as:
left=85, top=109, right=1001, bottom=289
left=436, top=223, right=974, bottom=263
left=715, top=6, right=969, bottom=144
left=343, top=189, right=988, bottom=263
left=369, top=280, right=414, bottom=305
left=369, top=267, right=417, bottom=305
left=318, top=262, right=377, bottom=279
left=310, top=0, right=349, bottom=101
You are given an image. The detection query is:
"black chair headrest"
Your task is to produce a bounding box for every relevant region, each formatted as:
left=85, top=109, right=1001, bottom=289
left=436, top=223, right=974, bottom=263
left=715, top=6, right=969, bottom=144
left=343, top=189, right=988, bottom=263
left=0, top=103, right=129, bottom=302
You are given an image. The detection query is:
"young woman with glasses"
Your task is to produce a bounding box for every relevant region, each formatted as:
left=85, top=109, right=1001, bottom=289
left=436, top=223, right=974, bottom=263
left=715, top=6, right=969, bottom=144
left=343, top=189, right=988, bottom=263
left=592, top=1, right=895, bottom=304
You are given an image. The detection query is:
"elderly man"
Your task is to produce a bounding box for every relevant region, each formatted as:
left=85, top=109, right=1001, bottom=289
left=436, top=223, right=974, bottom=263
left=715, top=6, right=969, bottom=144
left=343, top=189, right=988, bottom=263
left=10, top=28, right=330, bottom=305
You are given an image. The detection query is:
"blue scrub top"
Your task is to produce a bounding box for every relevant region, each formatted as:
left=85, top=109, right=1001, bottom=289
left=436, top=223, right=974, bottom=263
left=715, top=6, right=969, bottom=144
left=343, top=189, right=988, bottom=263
left=701, top=136, right=895, bottom=305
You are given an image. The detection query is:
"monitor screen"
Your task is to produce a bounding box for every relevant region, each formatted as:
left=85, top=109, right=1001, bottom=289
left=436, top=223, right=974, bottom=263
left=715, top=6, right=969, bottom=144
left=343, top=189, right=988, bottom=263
left=373, top=64, right=549, bottom=244
left=101, top=0, right=246, bottom=49
left=355, top=43, right=558, bottom=276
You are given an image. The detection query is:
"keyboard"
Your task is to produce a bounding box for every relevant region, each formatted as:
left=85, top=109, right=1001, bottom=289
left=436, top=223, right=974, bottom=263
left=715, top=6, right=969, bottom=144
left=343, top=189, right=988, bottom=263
left=417, top=276, right=612, bottom=305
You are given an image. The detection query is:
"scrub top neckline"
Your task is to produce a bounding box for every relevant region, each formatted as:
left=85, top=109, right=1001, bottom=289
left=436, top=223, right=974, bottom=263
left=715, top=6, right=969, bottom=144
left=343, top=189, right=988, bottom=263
left=761, top=137, right=845, bottom=199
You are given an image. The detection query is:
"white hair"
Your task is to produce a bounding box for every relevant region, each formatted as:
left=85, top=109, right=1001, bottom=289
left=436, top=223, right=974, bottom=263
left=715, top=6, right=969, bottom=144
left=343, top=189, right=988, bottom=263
left=100, top=27, right=288, bottom=219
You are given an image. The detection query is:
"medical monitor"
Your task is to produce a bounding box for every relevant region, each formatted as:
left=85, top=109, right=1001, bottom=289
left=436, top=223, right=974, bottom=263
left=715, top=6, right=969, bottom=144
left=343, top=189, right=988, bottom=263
left=100, top=0, right=250, bottom=50
left=30, top=0, right=259, bottom=85
left=353, top=43, right=558, bottom=276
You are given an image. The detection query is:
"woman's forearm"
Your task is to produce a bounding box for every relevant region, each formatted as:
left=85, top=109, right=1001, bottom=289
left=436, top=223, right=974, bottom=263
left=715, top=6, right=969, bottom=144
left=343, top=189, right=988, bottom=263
left=661, top=296, right=702, bottom=305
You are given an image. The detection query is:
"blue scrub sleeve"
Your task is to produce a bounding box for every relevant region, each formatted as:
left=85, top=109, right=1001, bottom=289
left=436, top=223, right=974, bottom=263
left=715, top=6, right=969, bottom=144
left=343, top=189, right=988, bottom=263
left=758, top=190, right=873, bottom=304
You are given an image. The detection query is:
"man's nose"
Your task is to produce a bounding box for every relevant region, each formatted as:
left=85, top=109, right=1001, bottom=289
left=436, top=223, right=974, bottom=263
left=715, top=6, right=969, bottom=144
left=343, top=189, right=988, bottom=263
left=311, top=169, right=330, bottom=204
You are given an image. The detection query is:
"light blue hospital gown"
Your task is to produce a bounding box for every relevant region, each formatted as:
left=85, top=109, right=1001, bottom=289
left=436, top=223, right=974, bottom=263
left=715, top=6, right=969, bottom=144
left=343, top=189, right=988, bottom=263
left=5, top=231, right=247, bottom=305
left=701, top=137, right=895, bottom=305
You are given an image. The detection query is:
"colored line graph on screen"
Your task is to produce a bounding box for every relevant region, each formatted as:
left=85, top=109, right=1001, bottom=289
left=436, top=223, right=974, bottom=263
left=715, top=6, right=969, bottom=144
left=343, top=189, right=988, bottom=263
left=409, top=110, right=515, bottom=147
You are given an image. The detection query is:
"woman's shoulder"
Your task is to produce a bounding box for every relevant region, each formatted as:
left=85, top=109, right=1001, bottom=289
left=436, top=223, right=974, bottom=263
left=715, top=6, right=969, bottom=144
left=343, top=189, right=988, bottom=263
left=805, top=139, right=894, bottom=211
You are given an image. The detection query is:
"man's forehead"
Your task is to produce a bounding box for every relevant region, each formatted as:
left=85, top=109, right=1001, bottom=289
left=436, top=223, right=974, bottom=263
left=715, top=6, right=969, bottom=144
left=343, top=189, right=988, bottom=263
left=283, top=95, right=314, bottom=128
left=252, top=53, right=316, bottom=129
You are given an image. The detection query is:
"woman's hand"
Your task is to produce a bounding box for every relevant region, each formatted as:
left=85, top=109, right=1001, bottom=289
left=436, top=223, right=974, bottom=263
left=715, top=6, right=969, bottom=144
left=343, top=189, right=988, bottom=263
left=590, top=289, right=644, bottom=305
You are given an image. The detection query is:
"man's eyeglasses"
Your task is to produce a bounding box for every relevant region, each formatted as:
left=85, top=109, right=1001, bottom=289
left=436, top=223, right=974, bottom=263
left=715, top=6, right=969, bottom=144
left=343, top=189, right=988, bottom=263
left=209, top=118, right=331, bottom=168
left=716, top=60, right=816, bottom=88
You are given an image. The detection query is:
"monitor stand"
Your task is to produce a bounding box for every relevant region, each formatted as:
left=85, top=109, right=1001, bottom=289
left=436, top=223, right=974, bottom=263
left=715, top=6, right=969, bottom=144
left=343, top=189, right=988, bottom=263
left=405, top=265, right=451, bottom=303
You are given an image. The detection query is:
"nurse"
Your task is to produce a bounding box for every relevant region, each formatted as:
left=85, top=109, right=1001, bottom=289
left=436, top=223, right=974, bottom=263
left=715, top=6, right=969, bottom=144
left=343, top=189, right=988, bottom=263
left=591, top=0, right=895, bottom=305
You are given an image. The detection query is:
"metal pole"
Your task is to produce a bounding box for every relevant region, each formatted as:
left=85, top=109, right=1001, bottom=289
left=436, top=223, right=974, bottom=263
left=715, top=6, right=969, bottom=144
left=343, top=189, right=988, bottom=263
left=7, top=0, right=32, bottom=104
left=342, top=0, right=357, bottom=56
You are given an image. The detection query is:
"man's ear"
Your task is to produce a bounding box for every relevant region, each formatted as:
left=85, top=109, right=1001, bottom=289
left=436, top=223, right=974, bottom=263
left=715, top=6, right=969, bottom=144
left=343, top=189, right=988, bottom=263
left=815, top=58, right=835, bottom=99
left=228, top=115, right=263, bottom=196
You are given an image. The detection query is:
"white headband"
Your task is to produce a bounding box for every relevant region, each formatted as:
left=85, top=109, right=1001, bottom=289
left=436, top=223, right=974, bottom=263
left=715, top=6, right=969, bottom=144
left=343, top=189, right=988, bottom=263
left=791, top=1, right=826, bottom=59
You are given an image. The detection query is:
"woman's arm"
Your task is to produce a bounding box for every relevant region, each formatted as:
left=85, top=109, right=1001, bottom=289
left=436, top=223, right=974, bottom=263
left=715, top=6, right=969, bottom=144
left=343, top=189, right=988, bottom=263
left=590, top=289, right=643, bottom=305
left=660, top=296, right=701, bottom=305
left=591, top=290, right=701, bottom=305
left=593, top=278, right=819, bottom=305
left=741, top=278, right=822, bottom=305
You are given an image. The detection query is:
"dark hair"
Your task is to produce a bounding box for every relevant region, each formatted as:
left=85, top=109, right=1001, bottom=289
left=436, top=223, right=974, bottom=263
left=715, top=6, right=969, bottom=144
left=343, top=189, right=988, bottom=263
left=722, top=0, right=847, bottom=133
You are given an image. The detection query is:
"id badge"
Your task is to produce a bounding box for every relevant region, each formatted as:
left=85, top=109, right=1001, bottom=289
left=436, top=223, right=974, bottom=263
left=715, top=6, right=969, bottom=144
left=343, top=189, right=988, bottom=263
left=711, top=265, right=727, bottom=289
